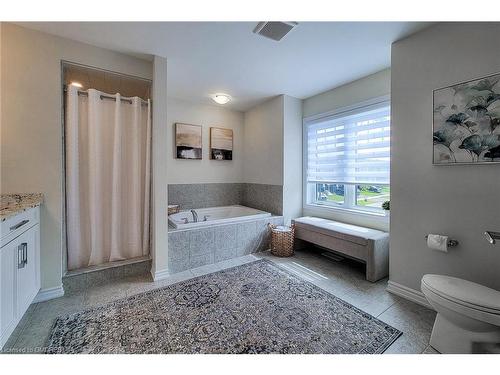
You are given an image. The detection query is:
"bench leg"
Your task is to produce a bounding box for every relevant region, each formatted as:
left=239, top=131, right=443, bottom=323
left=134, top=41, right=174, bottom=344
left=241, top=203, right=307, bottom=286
left=365, top=238, right=389, bottom=282
left=366, top=262, right=383, bottom=282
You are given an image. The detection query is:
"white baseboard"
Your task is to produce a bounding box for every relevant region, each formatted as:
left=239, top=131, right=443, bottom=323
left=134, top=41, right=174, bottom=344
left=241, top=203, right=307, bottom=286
left=387, top=280, right=433, bottom=310
left=151, top=269, right=170, bottom=281
left=33, top=285, right=65, bottom=303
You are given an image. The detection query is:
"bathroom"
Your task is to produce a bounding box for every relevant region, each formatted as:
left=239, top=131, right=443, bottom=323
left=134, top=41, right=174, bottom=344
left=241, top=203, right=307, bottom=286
left=0, top=17, right=500, bottom=364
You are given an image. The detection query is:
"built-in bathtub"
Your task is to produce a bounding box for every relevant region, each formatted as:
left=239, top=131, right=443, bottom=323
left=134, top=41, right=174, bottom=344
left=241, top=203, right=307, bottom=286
left=167, top=205, right=283, bottom=273
left=168, top=205, right=271, bottom=229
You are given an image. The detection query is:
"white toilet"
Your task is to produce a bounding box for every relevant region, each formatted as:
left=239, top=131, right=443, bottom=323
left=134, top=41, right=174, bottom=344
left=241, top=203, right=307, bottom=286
left=421, top=274, right=500, bottom=353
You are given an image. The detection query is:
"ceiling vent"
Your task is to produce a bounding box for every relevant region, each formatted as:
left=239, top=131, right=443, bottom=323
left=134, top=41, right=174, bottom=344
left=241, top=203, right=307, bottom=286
left=253, top=22, right=298, bottom=41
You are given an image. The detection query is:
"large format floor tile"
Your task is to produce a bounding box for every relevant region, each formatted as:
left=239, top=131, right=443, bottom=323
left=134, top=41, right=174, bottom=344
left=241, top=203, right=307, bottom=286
left=2, top=248, right=437, bottom=354
left=378, top=298, right=436, bottom=348
left=383, top=334, right=428, bottom=354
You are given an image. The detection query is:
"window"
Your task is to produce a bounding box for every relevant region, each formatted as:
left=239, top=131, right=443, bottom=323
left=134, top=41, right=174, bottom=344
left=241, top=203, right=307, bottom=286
left=305, top=99, right=390, bottom=214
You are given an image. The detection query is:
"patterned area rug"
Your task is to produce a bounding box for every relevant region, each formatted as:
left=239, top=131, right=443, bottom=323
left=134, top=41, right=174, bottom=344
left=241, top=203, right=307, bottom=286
left=46, top=259, right=401, bottom=354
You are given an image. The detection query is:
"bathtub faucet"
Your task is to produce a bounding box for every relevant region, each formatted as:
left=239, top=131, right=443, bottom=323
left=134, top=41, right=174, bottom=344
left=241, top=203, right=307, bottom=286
left=191, top=209, right=198, bottom=223
left=485, top=231, right=500, bottom=244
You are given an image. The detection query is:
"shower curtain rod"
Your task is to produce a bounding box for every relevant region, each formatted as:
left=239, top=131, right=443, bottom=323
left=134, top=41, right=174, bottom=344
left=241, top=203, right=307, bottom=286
left=64, top=87, right=150, bottom=106
left=76, top=90, right=150, bottom=106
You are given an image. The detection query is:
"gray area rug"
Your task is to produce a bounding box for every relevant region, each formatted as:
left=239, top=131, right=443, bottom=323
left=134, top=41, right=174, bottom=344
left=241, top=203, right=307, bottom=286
left=46, top=259, right=401, bottom=354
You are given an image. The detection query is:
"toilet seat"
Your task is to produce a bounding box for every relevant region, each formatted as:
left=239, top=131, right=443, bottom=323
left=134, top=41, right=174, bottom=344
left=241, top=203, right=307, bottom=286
left=422, top=275, right=500, bottom=315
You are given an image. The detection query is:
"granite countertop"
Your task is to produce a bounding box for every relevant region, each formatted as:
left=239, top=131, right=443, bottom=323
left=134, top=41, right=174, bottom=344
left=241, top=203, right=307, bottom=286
left=0, top=193, right=43, bottom=221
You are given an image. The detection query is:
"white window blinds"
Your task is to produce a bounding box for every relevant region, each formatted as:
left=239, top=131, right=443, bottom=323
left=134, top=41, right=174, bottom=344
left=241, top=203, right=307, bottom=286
left=306, top=101, right=390, bottom=185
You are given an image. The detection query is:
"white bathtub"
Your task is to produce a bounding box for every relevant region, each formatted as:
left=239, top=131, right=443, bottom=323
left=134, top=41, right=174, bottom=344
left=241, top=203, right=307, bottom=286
left=168, top=205, right=271, bottom=229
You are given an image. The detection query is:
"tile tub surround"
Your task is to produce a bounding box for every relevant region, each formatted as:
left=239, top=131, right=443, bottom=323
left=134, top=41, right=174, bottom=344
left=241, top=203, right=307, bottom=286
left=168, top=183, right=243, bottom=210
left=0, top=193, right=43, bottom=220
left=242, top=183, right=283, bottom=216
left=168, top=216, right=284, bottom=273
left=168, top=183, right=283, bottom=215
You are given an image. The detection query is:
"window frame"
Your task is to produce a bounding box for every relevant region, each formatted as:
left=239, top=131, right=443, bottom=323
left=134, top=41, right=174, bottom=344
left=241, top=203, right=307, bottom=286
left=303, top=95, right=391, bottom=217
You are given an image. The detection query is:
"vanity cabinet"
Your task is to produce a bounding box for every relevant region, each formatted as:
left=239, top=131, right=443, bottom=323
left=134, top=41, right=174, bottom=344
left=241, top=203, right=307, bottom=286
left=0, top=207, right=40, bottom=349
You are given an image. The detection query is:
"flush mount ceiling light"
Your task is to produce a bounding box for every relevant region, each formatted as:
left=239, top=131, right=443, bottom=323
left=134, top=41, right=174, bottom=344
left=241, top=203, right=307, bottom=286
left=70, top=81, right=83, bottom=88
left=212, top=94, right=231, bottom=105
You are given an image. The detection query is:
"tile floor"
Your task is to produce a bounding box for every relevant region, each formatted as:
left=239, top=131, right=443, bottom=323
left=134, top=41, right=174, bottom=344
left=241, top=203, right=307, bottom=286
left=2, top=248, right=438, bottom=354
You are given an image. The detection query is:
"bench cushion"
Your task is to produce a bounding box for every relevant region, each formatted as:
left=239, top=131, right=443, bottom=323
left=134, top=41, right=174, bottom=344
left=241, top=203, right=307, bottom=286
left=293, top=217, right=387, bottom=246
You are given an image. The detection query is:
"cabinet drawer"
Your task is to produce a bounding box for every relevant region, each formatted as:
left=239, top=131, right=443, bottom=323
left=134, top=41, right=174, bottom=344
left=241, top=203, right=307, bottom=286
left=0, top=207, right=39, bottom=247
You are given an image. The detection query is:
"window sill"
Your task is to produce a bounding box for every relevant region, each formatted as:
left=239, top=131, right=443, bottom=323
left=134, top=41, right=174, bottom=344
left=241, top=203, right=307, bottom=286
left=303, top=203, right=390, bottom=221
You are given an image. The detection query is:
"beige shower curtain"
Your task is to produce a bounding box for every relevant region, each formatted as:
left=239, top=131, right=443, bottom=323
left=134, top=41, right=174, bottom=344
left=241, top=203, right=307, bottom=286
left=66, top=86, right=151, bottom=270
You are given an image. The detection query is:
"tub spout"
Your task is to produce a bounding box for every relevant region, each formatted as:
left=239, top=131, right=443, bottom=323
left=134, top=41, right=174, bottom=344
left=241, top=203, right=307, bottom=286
left=191, top=209, right=198, bottom=223
left=484, top=231, right=500, bottom=244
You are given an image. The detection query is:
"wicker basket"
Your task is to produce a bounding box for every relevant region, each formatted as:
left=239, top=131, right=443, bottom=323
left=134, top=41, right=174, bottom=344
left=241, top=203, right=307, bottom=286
left=168, top=205, right=180, bottom=215
left=268, top=223, right=295, bottom=257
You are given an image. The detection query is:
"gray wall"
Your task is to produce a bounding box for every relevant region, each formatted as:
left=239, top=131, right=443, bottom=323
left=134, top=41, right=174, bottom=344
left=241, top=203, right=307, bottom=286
left=243, top=96, right=284, bottom=185
left=282, top=96, right=303, bottom=225
left=391, top=22, right=500, bottom=291
left=303, top=68, right=390, bottom=118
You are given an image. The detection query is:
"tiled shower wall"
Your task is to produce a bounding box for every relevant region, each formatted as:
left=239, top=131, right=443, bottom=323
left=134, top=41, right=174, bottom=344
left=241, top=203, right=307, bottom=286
left=168, top=183, right=283, bottom=215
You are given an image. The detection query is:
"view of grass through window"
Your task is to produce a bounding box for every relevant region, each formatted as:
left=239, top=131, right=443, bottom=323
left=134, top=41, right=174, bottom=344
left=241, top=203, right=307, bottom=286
left=356, top=185, right=390, bottom=209
left=315, top=183, right=390, bottom=209
left=316, top=184, right=345, bottom=205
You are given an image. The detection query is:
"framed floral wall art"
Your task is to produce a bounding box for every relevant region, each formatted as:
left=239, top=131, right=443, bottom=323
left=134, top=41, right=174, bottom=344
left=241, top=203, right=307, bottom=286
left=433, top=72, right=500, bottom=164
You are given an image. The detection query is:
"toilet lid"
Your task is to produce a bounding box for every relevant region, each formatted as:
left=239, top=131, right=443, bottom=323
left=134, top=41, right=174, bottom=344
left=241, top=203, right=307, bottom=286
left=422, top=274, right=500, bottom=313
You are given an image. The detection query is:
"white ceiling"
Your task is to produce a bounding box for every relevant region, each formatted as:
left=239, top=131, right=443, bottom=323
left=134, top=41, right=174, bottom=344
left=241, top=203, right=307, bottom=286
left=19, top=22, right=431, bottom=111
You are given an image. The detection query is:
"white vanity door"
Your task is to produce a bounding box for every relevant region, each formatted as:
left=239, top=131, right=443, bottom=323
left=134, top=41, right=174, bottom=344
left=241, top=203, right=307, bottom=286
left=0, top=239, right=17, bottom=348
left=15, top=224, right=40, bottom=318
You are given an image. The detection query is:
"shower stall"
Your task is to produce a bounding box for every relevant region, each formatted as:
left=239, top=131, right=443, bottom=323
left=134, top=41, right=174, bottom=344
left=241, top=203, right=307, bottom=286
left=63, top=62, right=152, bottom=272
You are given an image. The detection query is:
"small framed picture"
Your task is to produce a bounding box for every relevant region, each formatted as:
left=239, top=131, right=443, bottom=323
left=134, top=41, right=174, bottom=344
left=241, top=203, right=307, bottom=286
left=210, top=127, right=233, bottom=160
left=175, top=123, right=202, bottom=159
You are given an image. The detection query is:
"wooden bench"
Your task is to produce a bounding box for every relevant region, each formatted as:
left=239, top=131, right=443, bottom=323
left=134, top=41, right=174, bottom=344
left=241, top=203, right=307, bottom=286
left=292, top=217, right=389, bottom=282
